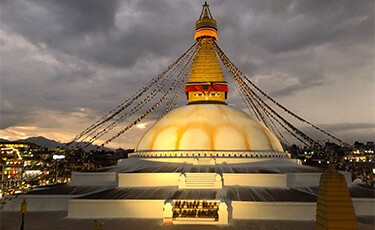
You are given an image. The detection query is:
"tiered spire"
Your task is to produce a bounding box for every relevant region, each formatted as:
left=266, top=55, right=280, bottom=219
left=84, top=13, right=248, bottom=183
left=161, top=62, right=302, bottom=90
left=315, top=154, right=358, bottom=229
left=185, top=2, right=227, bottom=104
left=189, top=40, right=224, bottom=83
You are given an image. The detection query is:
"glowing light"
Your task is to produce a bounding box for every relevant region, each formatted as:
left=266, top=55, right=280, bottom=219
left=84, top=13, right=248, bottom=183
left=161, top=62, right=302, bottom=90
left=24, top=170, right=42, bottom=175
left=136, top=123, right=148, bottom=129
left=53, top=155, right=65, bottom=160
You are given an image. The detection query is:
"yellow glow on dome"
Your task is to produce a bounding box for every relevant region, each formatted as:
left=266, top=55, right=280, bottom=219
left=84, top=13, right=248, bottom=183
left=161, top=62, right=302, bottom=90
left=136, top=104, right=283, bottom=152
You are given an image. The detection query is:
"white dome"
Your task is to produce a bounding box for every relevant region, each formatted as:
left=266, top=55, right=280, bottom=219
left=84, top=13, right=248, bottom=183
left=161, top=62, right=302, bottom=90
left=136, top=104, right=283, bottom=152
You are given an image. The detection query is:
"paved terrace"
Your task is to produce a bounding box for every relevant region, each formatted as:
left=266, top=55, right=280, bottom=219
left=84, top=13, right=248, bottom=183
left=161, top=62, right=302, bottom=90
left=1, top=212, right=374, bottom=230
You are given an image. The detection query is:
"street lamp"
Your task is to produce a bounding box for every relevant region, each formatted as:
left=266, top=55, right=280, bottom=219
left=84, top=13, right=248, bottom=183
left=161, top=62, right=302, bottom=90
left=20, top=198, right=27, bottom=230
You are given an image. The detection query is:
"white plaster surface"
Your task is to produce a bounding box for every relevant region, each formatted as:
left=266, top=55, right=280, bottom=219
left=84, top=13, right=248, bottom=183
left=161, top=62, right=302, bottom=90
left=117, top=172, right=332, bottom=188
left=136, top=104, right=283, bottom=152
left=115, top=171, right=351, bottom=189
left=68, top=199, right=165, bottom=219
left=3, top=195, right=75, bottom=211
left=231, top=201, right=317, bottom=220
left=232, top=199, right=375, bottom=220
left=286, top=171, right=352, bottom=187
left=5, top=212, right=375, bottom=230
left=118, top=173, right=180, bottom=187
left=223, top=174, right=287, bottom=187
left=352, top=198, right=375, bottom=216
left=70, top=172, right=117, bottom=186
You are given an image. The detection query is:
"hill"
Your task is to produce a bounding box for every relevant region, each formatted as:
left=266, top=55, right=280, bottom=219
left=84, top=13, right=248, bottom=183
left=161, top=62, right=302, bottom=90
left=19, top=136, right=62, bottom=148
left=13, top=136, right=112, bottom=151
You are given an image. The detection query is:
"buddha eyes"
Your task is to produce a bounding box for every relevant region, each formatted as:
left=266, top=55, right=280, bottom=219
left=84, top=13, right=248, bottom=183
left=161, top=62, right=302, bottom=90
left=194, top=92, right=219, bottom=97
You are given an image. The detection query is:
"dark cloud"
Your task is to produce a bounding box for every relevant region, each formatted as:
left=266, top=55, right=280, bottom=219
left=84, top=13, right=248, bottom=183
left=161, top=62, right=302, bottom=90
left=0, top=99, right=35, bottom=129
left=319, top=122, right=375, bottom=133
left=300, top=122, right=375, bottom=143
left=1, top=0, right=118, bottom=38
left=270, top=82, right=322, bottom=98
left=0, top=0, right=194, bottom=68
left=1, top=0, right=119, bottom=65
left=0, top=0, right=373, bottom=144
left=216, top=0, right=373, bottom=53
left=215, top=0, right=374, bottom=97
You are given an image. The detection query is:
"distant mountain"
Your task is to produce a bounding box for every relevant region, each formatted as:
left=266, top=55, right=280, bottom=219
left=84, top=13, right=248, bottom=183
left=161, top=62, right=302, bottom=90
left=65, top=141, right=113, bottom=152
left=20, top=136, right=63, bottom=148
left=15, top=136, right=112, bottom=151
left=0, top=138, right=9, bottom=143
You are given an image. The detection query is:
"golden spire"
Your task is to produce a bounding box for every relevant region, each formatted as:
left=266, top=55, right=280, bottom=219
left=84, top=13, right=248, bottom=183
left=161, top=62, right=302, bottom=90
left=189, top=39, right=224, bottom=83
left=185, top=2, right=228, bottom=104
left=316, top=162, right=358, bottom=229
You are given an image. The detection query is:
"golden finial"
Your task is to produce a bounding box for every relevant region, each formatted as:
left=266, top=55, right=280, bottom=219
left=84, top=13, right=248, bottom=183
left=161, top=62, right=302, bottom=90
left=201, top=2, right=212, bottom=18
left=194, top=2, right=218, bottom=41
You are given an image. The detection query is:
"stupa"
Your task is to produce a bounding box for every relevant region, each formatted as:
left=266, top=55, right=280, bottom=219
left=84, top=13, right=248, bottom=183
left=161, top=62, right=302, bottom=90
left=136, top=2, right=283, bottom=159
left=3, top=2, right=374, bottom=227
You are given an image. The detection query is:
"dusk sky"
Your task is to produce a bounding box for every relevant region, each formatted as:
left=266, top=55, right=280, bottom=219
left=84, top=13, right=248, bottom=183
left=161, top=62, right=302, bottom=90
left=0, top=0, right=374, bottom=148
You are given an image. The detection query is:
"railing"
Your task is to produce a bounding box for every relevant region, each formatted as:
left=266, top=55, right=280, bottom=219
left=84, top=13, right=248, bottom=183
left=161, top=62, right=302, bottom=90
left=129, top=150, right=287, bottom=159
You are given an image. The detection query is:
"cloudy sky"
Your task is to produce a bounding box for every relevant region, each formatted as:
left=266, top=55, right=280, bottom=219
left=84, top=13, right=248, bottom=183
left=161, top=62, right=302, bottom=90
left=0, top=0, right=374, bottom=148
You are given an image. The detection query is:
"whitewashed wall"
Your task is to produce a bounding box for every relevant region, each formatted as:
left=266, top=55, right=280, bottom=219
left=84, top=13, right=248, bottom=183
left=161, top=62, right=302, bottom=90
left=70, top=172, right=117, bottom=186
left=352, top=198, right=375, bottom=216
left=3, top=195, right=75, bottom=211
left=68, top=199, right=165, bottom=219
left=232, top=201, right=316, bottom=220
left=223, top=174, right=287, bottom=187
left=118, top=173, right=180, bottom=187
left=232, top=199, right=374, bottom=220
left=286, top=171, right=351, bottom=187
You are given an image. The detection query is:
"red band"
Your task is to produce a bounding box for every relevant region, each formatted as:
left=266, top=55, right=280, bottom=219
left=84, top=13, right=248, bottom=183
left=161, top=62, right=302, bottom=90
left=184, top=83, right=228, bottom=93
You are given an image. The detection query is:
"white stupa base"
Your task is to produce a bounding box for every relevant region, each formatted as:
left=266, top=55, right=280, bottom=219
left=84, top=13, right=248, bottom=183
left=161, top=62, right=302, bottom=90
left=66, top=199, right=374, bottom=221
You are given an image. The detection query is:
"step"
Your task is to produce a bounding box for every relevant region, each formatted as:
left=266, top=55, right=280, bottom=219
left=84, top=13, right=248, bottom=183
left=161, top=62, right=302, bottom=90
left=173, top=218, right=218, bottom=225
left=179, top=173, right=222, bottom=189
left=186, top=179, right=216, bottom=182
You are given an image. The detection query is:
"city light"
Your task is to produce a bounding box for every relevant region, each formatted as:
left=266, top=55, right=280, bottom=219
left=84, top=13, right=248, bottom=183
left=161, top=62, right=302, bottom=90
left=52, top=155, right=65, bottom=160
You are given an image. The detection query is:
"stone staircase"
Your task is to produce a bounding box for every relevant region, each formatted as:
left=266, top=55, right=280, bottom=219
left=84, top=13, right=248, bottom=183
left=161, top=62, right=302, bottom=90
left=178, top=173, right=222, bottom=189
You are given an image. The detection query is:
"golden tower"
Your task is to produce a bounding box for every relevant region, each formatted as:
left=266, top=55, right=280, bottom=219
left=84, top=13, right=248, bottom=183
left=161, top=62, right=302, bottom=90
left=316, top=156, right=358, bottom=230
left=185, top=2, right=228, bottom=104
